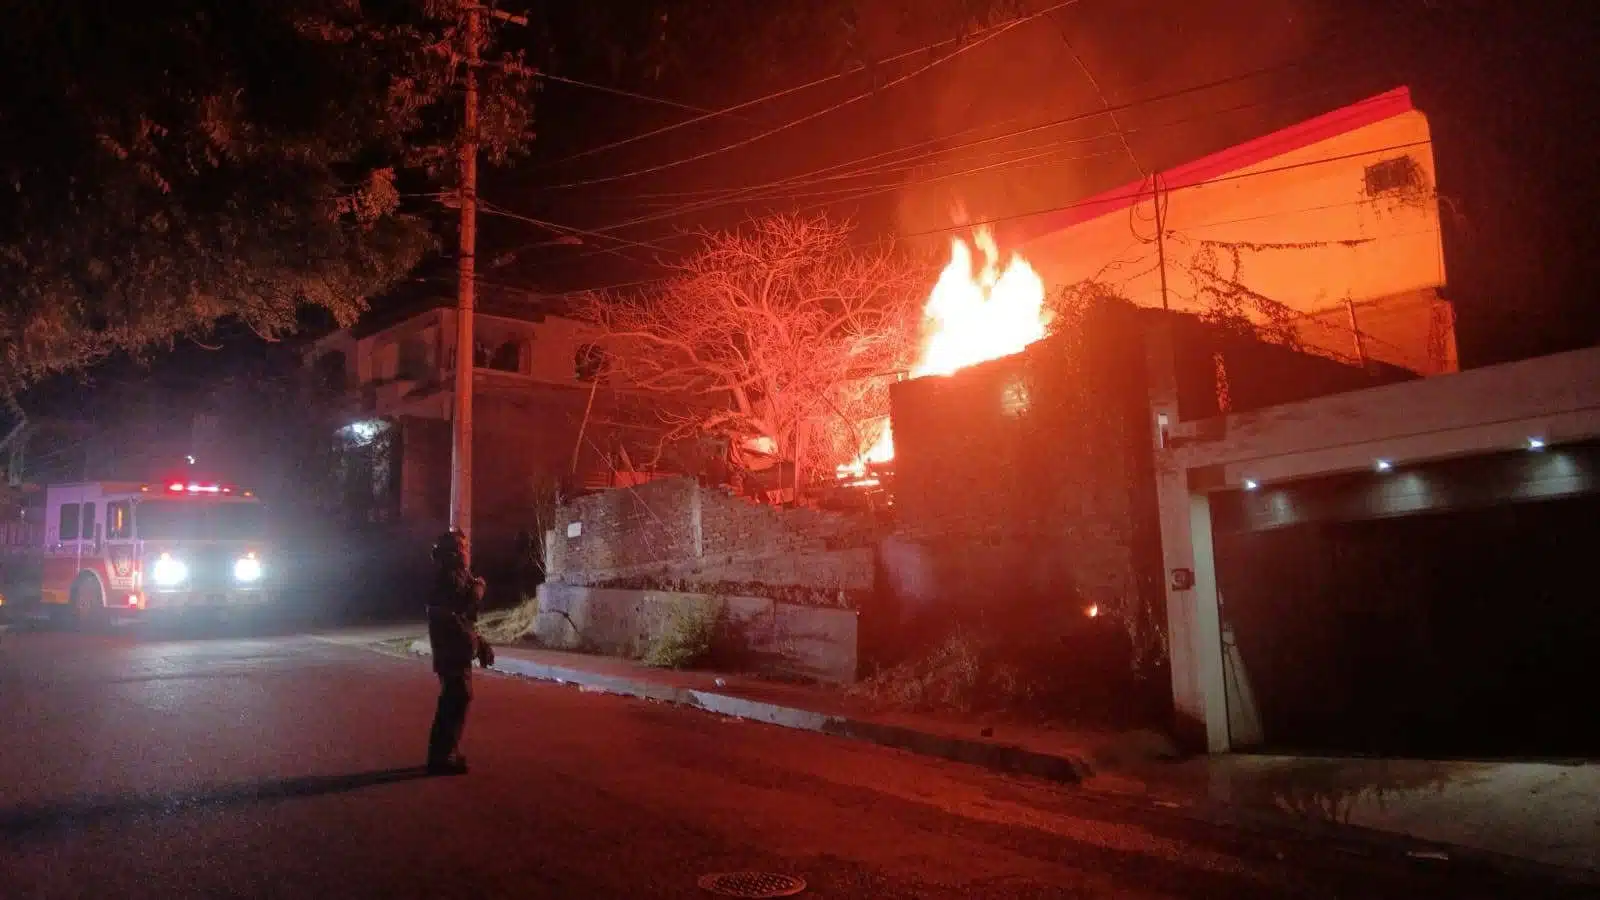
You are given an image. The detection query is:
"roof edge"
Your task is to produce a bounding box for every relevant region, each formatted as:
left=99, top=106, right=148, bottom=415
left=1004, top=86, right=1419, bottom=246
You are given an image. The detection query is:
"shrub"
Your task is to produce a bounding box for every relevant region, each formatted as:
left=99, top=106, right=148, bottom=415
left=642, top=597, right=723, bottom=669
left=850, top=621, right=1168, bottom=728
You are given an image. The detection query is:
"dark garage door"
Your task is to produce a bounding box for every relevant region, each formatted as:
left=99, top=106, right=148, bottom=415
left=1215, top=490, right=1600, bottom=759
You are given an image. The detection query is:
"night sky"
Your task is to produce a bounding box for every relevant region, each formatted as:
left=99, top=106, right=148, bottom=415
left=18, top=0, right=1600, bottom=427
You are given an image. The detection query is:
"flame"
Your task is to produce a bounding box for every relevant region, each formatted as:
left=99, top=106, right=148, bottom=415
left=839, top=225, right=1049, bottom=479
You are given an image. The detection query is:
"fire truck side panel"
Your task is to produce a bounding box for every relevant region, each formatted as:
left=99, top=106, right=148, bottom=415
left=39, top=483, right=114, bottom=607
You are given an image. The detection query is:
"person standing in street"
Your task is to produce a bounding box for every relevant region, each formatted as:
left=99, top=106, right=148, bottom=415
left=426, top=530, right=493, bottom=775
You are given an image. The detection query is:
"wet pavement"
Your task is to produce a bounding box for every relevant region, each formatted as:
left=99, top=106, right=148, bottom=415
left=0, top=623, right=1591, bottom=899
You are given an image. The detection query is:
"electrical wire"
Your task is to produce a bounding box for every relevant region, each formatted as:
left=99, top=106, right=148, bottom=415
left=536, top=72, right=723, bottom=116
left=488, top=67, right=1362, bottom=268
left=522, top=66, right=1384, bottom=250
left=477, top=202, right=671, bottom=262
left=504, top=136, right=1435, bottom=303
left=541, top=5, right=1072, bottom=191
left=536, top=1, right=1085, bottom=172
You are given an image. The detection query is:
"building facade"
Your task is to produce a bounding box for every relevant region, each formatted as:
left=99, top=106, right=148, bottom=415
left=1004, top=88, right=1454, bottom=377
left=304, top=302, right=680, bottom=571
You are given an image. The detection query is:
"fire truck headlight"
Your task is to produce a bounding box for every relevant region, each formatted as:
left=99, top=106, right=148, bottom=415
left=152, top=554, right=189, bottom=587
left=233, top=556, right=264, bottom=583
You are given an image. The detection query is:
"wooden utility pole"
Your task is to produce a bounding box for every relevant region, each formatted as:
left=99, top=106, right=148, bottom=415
left=447, top=3, right=528, bottom=559
left=448, top=2, right=481, bottom=551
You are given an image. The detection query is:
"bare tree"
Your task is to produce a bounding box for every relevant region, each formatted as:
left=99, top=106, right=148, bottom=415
left=575, top=214, right=927, bottom=487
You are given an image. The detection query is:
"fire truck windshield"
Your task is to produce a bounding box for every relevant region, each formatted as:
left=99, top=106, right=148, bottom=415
left=135, top=499, right=267, bottom=541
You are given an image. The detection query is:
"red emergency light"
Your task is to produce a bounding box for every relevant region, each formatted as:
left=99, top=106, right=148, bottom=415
left=165, top=482, right=234, bottom=495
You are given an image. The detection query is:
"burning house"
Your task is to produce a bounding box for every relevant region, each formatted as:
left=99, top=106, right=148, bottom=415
left=848, top=88, right=1450, bottom=679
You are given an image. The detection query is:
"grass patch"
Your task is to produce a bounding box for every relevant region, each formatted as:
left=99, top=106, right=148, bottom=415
left=848, top=630, right=1022, bottom=714
left=641, top=597, right=722, bottom=669
left=477, top=598, right=541, bottom=644
left=374, top=636, right=422, bottom=655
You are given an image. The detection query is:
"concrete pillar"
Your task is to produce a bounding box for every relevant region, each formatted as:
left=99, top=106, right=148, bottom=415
left=1151, top=472, right=1231, bottom=752
left=1147, top=319, right=1231, bottom=753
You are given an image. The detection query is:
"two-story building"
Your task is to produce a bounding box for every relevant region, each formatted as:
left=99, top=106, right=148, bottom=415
left=303, top=296, right=687, bottom=571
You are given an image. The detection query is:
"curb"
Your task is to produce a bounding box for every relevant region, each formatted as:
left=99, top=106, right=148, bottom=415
left=404, top=640, right=1092, bottom=784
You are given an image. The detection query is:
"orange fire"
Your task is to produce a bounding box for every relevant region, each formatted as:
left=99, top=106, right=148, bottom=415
left=840, top=226, right=1049, bottom=479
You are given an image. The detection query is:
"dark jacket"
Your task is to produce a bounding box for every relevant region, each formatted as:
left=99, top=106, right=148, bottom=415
left=427, top=566, right=485, bottom=674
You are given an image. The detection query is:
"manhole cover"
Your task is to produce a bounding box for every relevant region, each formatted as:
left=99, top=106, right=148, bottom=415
left=697, top=872, right=807, bottom=897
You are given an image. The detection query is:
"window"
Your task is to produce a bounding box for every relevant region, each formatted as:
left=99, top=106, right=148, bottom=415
left=58, top=503, right=80, bottom=542
left=80, top=502, right=97, bottom=540
left=398, top=334, right=432, bottom=380
left=487, top=339, right=523, bottom=373
left=108, top=501, right=132, bottom=540
left=134, top=500, right=268, bottom=541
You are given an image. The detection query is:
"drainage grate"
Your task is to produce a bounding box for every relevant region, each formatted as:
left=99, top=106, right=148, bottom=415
left=697, top=872, right=807, bottom=898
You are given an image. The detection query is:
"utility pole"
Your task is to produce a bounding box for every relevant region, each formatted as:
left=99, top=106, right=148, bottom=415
left=447, top=3, right=529, bottom=561
left=448, top=1, right=482, bottom=554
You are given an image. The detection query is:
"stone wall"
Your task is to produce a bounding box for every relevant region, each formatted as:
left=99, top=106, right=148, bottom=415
left=547, top=476, right=880, bottom=600
left=535, top=584, right=859, bottom=684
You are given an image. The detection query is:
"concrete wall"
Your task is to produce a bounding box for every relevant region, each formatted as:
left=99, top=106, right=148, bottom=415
left=887, top=306, right=1160, bottom=648
left=535, top=583, right=860, bottom=684
left=884, top=306, right=1408, bottom=668
left=548, top=476, right=880, bottom=600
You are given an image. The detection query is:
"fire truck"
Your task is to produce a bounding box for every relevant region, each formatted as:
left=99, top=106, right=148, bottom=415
left=37, top=479, right=272, bottom=626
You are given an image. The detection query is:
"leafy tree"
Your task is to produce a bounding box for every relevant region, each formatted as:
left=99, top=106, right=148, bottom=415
left=574, top=213, right=926, bottom=485
left=0, top=1, right=535, bottom=391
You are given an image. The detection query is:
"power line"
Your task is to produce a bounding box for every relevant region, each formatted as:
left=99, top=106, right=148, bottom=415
left=477, top=201, right=671, bottom=260
left=536, top=1, right=1086, bottom=172
left=527, top=58, right=1384, bottom=247
left=536, top=72, right=722, bottom=116
left=747, top=87, right=1356, bottom=214
left=524, top=0, right=1434, bottom=240
left=542, top=1, right=1083, bottom=190
left=514, top=82, right=1364, bottom=272
left=511, top=136, right=1434, bottom=302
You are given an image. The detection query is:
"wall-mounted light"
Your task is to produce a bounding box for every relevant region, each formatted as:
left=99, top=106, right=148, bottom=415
left=1375, top=459, right=1394, bottom=472
left=1527, top=437, right=1547, bottom=451
left=1243, top=478, right=1260, bottom=491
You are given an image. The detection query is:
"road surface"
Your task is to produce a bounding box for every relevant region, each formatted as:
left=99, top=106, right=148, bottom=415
left=0, top=622, right=1585, bottom=899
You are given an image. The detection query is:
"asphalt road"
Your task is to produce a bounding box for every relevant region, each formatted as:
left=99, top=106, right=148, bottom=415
left=0, top=622, right=1587, bottom=900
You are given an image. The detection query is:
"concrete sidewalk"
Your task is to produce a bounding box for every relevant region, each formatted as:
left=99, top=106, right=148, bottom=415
left=405, top=640, right=1179, bottom=784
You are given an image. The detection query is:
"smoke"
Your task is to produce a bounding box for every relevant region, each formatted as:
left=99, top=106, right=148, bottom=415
left=886, top=0, right=1331, bottom=238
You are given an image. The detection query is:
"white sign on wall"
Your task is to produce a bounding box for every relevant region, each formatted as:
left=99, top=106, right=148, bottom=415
left=566, top=522, right=582, bottom=538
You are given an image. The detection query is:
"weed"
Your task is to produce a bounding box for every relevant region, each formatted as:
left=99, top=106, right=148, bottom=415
left=477, top=597, right=540, bottom=644
left=642, top=597, right=722, bottom=669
